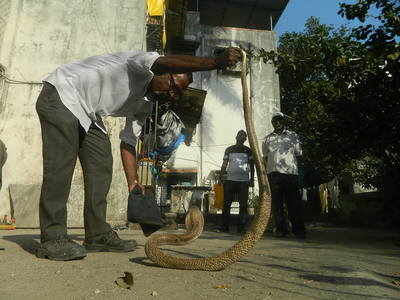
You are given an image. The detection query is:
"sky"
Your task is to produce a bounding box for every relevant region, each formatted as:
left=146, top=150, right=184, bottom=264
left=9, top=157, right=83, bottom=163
left=275, top=0, right=380, bottom=37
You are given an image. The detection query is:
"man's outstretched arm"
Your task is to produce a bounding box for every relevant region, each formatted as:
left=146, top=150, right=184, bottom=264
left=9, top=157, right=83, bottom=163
left=120, top=141, right=144, bottom=193
left=151, top=48, right=242, bottom=74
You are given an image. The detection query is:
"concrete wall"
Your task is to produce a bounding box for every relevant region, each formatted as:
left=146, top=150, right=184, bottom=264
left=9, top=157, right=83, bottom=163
left=172, top=12, right=280, bottom=183
left=0, top=0, right=146, bottom=226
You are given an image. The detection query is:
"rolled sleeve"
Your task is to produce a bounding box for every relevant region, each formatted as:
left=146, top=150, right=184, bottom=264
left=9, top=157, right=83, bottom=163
left=127, top=52, right=161, bottom=71
left=126, top=52, right=161, bottom=98
left=119, top=118, right=142, bottom=147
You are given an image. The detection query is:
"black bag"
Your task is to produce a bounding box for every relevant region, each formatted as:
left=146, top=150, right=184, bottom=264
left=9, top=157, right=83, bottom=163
left=127, top=188, right=165, bottom=237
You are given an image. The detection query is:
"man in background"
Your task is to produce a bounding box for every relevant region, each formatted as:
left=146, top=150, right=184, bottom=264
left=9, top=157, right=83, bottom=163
left=262, top=112, right=306, bottom=239
left=220, top=130, right=254, bottom=233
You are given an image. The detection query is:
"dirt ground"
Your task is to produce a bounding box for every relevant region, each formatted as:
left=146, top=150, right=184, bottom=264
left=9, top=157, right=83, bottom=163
left=1, top=225, right=400, bottom=300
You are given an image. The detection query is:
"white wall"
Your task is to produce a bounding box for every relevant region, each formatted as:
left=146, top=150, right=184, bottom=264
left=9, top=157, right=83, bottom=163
left=0, top=0, right=146, bottom=224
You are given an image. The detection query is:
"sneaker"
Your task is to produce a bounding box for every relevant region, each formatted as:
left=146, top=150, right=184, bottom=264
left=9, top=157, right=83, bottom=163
left=36, top=237, right=87, bottom=261
left=83, top=230, right=138, bottom=252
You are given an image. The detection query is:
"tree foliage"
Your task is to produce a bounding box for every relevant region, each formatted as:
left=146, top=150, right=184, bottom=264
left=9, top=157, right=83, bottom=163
left=255, top=0, right=399, bottom=190
left=339, top=0, right=399, bottom=56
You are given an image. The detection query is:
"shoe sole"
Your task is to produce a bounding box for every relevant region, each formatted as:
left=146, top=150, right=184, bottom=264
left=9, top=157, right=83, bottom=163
left=36, top=249, right=86, bottom=261
left=84, top=245, right=138, bottom=253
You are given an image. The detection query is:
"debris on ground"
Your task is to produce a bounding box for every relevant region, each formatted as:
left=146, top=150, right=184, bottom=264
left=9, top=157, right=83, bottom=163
left=115, top=272, right=134, bottom=290
left=214, top=284, right=230, bottom=289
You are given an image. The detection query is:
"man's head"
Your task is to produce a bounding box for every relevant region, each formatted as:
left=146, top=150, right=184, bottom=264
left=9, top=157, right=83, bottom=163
left=271, top=112, right=285, bottom=133
left=150, top=73, right=193, bottom=102
left=236, top=130, right=247, bottom=145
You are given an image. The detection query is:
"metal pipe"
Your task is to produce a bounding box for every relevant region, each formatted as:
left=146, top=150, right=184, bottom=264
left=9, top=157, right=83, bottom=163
left=269, top=14, right=273, bottom=31
left=198, top=36, right=206, bottom=185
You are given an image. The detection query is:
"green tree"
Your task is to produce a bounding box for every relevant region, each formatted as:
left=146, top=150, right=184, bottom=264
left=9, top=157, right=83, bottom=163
left=339, top=0, right=400, bottom=225
left=339, top=0, right=399, bottom=57
left=256, top=0, right=399, bottom=225
left=258, top=17, right=372, bottom=182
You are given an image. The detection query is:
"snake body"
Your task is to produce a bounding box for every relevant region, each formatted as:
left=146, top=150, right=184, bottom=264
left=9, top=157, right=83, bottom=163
left=145, top=51, right=271, bottom=271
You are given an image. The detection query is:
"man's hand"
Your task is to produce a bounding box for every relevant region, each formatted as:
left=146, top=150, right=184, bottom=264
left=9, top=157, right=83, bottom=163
left=120, top=141, right=146, bottom=195
left=215, top=47, right=242, bottom=69
left=129, top=180, right=145, bottom=195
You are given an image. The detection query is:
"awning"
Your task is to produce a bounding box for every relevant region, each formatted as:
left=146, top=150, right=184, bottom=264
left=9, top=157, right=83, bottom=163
left=187, top=0, right=289, bottom=30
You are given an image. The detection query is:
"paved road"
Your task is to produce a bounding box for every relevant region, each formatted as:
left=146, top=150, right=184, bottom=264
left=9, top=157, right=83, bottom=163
left=1, top=226, right=399, bottom=299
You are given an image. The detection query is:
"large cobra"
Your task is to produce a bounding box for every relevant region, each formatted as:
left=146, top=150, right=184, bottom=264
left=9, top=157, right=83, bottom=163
left=145, top=50, right=272, bottom=271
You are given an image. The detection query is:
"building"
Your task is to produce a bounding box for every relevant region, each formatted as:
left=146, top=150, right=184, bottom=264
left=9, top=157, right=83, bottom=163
left=159, top=0, right=287, bottom=194
left=0, top=0, right=147, bottom=226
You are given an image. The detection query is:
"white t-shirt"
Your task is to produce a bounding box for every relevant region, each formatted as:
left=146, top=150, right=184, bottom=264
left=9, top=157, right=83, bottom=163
left=262, top=130, right=302, bottom=175
left=44, top=51, right=161, bottom=147
left=223, top=144, right=253, bottom=182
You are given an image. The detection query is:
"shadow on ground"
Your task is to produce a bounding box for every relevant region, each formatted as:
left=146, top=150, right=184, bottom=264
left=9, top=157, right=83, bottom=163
left=2, top=233, right=85, bottom=256
left=299, top=273, right=399, bottom=291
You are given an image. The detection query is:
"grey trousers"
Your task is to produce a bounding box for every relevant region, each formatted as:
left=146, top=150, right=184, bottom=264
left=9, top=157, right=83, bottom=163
left=36, top=83, right=112, bottom=242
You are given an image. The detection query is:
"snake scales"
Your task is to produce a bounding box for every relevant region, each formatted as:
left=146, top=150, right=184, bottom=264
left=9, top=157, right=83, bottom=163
left=145, top=50, right=272, bottom=271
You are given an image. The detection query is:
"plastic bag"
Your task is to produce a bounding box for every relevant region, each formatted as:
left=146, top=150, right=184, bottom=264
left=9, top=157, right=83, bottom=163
left=141, top=110, right=186, bottom=163
left=127, top=188, right=165, bottom=237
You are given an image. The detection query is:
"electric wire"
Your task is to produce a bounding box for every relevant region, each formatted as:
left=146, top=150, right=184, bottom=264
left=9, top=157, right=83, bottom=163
left=0, top=73, right=42, bottom=85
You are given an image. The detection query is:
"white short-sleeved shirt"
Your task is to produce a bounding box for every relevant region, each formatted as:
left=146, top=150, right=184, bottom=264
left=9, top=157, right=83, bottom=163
left=262, top=130, right=302, bottom=175
left=43, top=51, right=161, bottom=147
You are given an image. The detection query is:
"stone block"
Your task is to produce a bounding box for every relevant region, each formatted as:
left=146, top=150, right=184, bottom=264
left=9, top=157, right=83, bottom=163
left=9, top=183, right=86, bottom=228
left=9, top=184, right=40, bottom=228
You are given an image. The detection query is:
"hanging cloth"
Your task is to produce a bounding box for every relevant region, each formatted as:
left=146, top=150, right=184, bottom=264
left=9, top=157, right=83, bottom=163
left=147, top=0, right=165, bottom=16
left=213, top=184, right=224, bottom=210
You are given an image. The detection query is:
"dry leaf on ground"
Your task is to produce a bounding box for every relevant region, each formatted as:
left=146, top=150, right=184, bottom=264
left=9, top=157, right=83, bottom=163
left=115, top=272, right=134, bottom=290
left=214, top=284, right=231, bottom=289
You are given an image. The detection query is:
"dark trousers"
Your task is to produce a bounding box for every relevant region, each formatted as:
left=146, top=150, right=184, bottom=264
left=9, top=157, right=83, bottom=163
left=268, top=172, right=305, bottom=235
left=222, top=180, right=249, bottom=229
left=36, top=83, right=112, bottom=242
